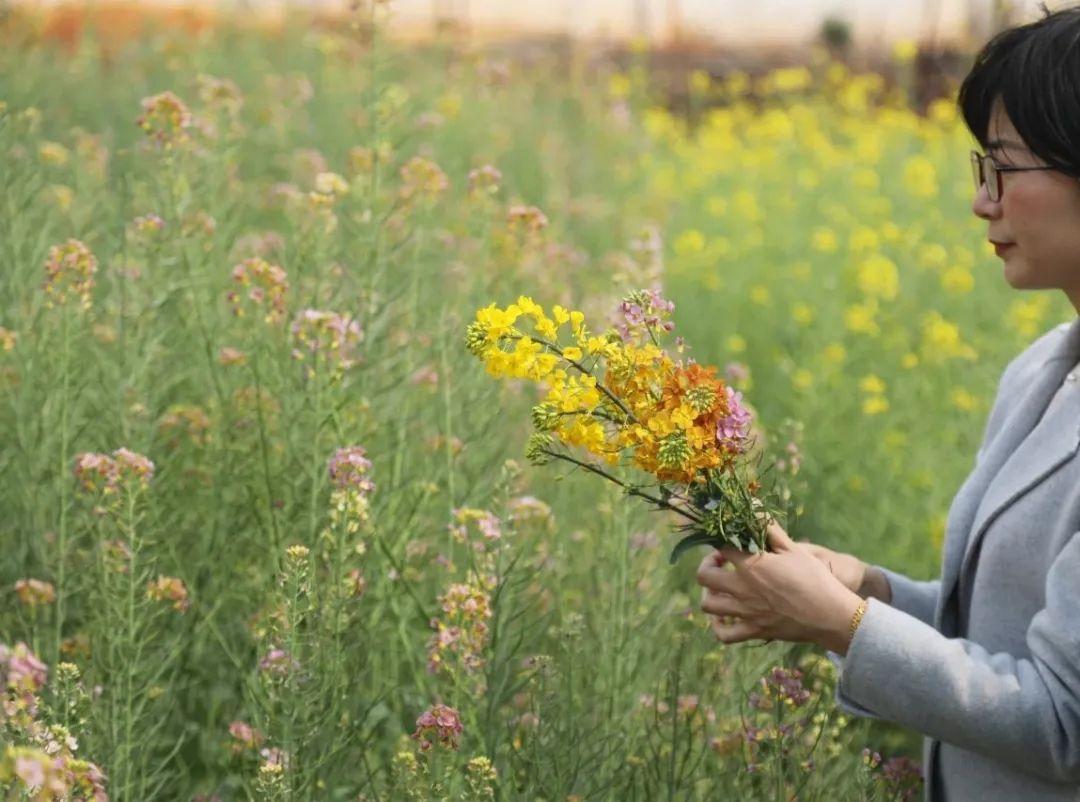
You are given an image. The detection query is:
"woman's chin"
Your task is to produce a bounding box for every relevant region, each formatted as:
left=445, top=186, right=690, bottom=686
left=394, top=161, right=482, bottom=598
left=1001, top=257, right=1031, bottom=289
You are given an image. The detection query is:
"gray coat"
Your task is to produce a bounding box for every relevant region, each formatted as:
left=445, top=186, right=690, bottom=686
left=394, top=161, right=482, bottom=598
left=830, top=317, right=1080, bottom=801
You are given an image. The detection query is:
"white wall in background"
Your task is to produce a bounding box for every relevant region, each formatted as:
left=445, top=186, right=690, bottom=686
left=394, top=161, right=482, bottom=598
left=360, top=0, right=1064, bottom=43
left=25, top=0, right=1067, bottom=44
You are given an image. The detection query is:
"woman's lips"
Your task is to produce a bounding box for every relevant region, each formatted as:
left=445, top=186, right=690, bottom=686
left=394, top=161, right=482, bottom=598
left=993, top=242, right=1015, bottom=256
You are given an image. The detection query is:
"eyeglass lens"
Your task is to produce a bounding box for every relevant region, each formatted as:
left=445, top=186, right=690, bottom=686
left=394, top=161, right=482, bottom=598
left=972, top=153, right=999, bottom=201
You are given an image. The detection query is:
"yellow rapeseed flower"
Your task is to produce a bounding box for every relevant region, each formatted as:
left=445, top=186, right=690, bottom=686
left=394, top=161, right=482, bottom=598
left=902, top=156, right=938, bottom=198
left=811, top=228, right=838, bottom=253
left=642, top=107, right=683, bottom=143
left=852, top=168, right=880, bottom=191
left=823, top=343, right=846, bottom=364
left=892, top=39, right=918, bottom=64
left=928, top=98, right=957, bottom=125
left=472, top=303, right=521, bottom=349
left=706, top=196, right=728, bottom=218
left=725, top=71, right=750, bottom=96
left=862, top=395, right=889, bottom=415
left=674, top=229, right=706, bottom=255
left=856, top=254, right=900, bottom=301
left=950, top=388, right=980, bottom=412
left=585, top=335, right=614, bottom=356
left=791, top=303, right=815, bottom=325
left=769, top=66, right=813, bottom=93
left=1006, top=296, right=1050, bottom=338
left=826, top=62, right=849, bottom=86
left=920, top=312, right=977, bottom=362
left=534, top=316, right=558, bottom=339
left=45, top=185, right=74, bottom=212
left=689, top=69, right=711, bottom=95
left=929, top=513, right=947, bottom=550
left=732, top=191, right=763, bottom=222
left=792, top=369, right=814, bottom=390
left=39, top=141, right=70, bottom=166
left=858, top=374, right=886, bottom=395
left=940, top=266, right=975, bottom=294
left=844, top=301, right=880, bottom=336
left=848, top=226, right=880, bottom=254
left=608, top=73, right=632, bottom=99
left=917, top=242, right=949, bottom=270
left=515, top=295, right=543, bottom=321
left=437, top=91, right=462, bottom=120
left=880, top=222, right=902, bottom=243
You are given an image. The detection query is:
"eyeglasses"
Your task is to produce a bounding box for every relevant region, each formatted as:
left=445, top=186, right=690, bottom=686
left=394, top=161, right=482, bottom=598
left=971, top=150, right=1055, bottom=202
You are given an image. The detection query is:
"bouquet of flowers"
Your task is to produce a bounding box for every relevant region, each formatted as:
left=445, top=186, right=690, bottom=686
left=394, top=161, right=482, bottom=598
left=465, top=289, right=784, bottom=563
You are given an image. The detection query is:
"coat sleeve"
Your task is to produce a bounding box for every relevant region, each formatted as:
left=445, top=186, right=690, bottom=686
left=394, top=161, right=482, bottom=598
left=825, top=568, right=940, bottom=719
left=875, top=567, right=939, bottom=628
left=831, top=531, right=1080, bottom=783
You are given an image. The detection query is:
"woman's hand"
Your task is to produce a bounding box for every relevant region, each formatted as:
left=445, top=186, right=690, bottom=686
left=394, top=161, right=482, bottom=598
left=696, top=520, right=865, bottom=655
left=795, top=541, right=867, bottom=595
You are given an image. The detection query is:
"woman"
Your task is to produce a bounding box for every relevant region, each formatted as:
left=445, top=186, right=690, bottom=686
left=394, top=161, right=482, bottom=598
left=695, top=7, right=1080, bottom=800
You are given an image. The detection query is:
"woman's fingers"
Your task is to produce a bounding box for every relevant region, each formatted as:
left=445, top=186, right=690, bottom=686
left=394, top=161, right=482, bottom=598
left=697, top=549, right=726, bottom=572
left=696, top=560, right=747, bottom=594
left=709, top=615, right=760, bottom=644
left=695, top=551, right=725, bottom=587
left=700, top=590, right=745, bottom=617
left=717, top=546, right=756, bottom=567
left=766, top=521, right=796, bottom=551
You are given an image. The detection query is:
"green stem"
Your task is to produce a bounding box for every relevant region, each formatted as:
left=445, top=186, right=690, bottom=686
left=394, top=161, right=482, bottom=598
left=607, top=484, right=629, bottom=722
left=537, top=448, right=703, bottom=524
left=122, top=491, right=138, bottom=798
left=373, top=533, right=432, bottom=623
left=438, top=307, right=455, bottom=519
left=250, top=351, right=282, bottom=553
left=284, top=563, right=301, bottom=798
left=667, top=646, right=681, bottom=801
left=307, top=359, right=325, bottom=543
left=775, top=690, right=785, bottom=802
left=54, top=306, right=71, bottom=666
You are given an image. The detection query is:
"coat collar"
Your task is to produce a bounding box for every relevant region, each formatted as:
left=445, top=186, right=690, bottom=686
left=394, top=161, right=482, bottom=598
left=1039, top=316, right=1080, bottom=367
left=939, top=316, right=1080, bottom=624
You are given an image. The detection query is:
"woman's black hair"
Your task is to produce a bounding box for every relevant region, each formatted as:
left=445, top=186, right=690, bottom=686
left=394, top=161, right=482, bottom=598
left=958, top=3, right=1080, bottom=177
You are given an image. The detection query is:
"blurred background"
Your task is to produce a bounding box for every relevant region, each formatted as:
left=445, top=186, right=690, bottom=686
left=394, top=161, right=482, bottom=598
left=0, top=0, right=1058, bottom=44
left=1, top=0, right=1062, bottom=113
left=313, top=0, right=1057, bottom=45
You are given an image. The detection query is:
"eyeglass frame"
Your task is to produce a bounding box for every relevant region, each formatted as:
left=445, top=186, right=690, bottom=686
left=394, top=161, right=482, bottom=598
left=971, top=150, right=1055, bottom=202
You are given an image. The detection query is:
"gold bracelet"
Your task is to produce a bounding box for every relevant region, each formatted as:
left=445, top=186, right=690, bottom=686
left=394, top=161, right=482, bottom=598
left=849, top=600, right=868, bottom=641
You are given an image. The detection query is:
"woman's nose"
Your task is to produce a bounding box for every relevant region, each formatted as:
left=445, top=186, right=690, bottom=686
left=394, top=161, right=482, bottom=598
left=971, top=183, right=1002, bottom=220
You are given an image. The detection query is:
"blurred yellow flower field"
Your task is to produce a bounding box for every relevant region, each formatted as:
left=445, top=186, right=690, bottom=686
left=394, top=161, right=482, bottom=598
left=0, top=4, right=1064, bottom=799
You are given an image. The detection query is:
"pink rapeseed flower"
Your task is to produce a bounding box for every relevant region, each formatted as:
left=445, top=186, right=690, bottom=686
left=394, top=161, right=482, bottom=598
left=411, top=703, right=463, bottom=751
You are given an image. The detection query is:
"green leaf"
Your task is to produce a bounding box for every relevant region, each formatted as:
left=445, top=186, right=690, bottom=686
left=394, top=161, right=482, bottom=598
left=668, top=532, right=721, bottom=565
